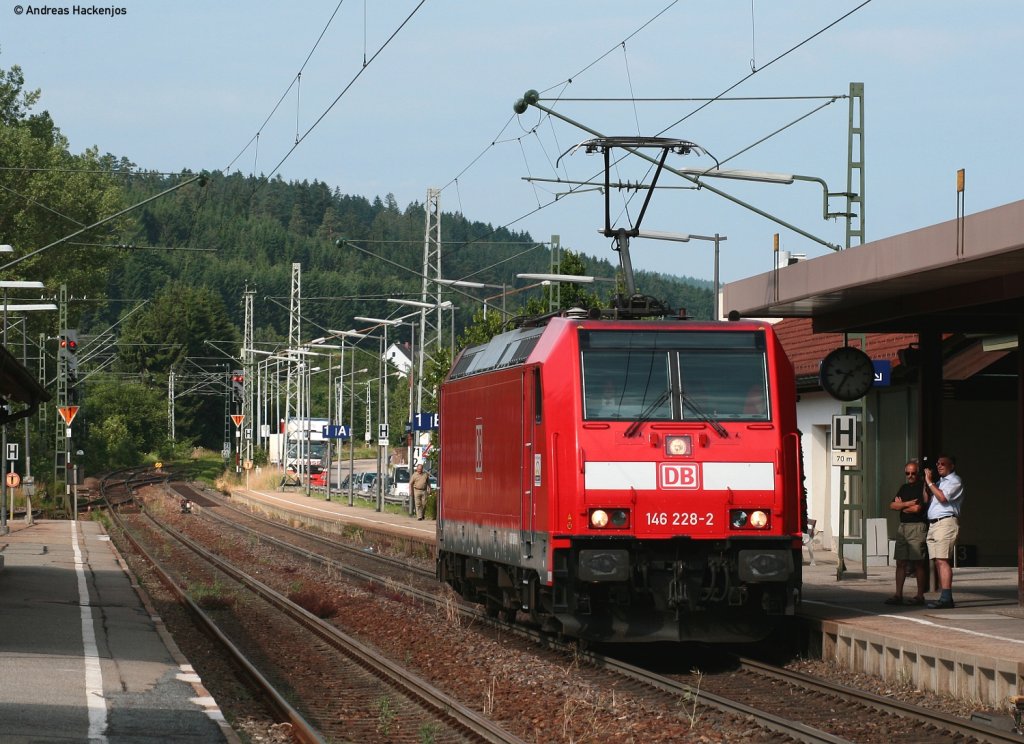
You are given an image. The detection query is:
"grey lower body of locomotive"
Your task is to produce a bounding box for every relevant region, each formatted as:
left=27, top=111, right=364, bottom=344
left=438, top=520, right=801, bottom=643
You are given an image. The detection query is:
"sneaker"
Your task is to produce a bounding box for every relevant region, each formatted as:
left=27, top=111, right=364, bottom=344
left=926, top=599, right=955, bottom=609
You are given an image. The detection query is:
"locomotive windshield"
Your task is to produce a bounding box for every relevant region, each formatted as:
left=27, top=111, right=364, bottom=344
left=580, top=330, right=769, bottom=422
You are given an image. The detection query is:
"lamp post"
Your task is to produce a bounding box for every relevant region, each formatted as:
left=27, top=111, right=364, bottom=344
left=515, top=272, right=597, bottom=313
left=635, top=230, right=727, bottom=318
left=329, top=364, right=368, bottom=496
left=370, top=308, right=421, bottom=514
left=436, top=279, right=508, bottom=319
left=383, top=299, right=454, bottom=460
left=0, top=270, right=45, bottom=535
left=327, top=329, right=382, bottom=506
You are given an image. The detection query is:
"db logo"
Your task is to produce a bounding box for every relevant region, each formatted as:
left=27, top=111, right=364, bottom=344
left=660, top=463, right=699, bottom=489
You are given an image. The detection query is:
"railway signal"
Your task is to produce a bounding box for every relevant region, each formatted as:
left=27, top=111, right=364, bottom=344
left=230, top=370, right=244, bottom=398
left=59, top=329, right=79, bottom=372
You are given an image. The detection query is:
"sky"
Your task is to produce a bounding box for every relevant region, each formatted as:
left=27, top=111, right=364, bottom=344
left=3, top=0, right=1022, bottom=288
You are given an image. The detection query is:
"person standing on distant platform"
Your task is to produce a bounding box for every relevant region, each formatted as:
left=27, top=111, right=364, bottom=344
left=923, top=455, right=965, bottom=609
left=410, top=462, right=430, bottom=521
left=885, top=460, right=928, bottom=606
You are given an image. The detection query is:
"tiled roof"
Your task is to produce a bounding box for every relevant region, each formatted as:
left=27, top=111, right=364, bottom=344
left=773, top=318, right=917, bottom=382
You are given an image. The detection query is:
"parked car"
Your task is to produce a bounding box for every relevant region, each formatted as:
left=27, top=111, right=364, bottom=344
left=358, top=471, right=377, bottom=493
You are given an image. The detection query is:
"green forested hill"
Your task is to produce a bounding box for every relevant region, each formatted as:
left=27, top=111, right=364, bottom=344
left=1, top=57, right=713, bottom=465
left=103, top=170, right=712, bottom=338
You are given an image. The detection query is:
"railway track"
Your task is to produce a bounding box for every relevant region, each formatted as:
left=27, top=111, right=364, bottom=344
left=182, top=481, right=1021, bottom=744
left=103, top=474, right=526, bottom=744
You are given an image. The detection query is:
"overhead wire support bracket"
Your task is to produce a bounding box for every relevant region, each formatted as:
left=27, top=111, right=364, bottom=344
left=514, top=90, right=842, bottom=252
left=559, top=135, right=709, bottom=297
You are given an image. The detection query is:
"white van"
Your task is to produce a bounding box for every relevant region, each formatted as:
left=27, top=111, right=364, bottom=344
left=387, top=465, right=410, bottom=503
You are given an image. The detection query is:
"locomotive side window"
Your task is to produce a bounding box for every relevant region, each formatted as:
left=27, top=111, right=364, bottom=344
left=580, top=330, right=769, bottom=422
left=533, top=366, right=542, bottom=423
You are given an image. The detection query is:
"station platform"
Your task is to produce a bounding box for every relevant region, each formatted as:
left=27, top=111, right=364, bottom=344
left=233, top=484, right=1024, bottom=709
left=800, top=549, right=1024, bottom=708
left=0, top=518, right=235, bottom=744
left=229, top=483, right=436, bottom=552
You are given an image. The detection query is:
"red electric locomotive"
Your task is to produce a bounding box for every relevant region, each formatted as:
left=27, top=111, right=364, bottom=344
left=437, top=313, right=803, bottom=643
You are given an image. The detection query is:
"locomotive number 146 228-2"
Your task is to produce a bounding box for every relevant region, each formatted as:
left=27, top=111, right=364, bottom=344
left=644, top=511, right=714, bottom=527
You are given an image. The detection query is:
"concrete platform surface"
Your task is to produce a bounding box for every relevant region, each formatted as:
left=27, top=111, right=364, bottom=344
left=801, top=548, right=1024, bottom=706
left=0, top=519, right=234, bottom=743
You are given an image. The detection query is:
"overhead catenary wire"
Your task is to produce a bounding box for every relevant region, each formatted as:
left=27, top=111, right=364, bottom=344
left=436, top=1, right=873, bottom=264
left=222, top=0, right=349, bottom=176
left=235, top=0, right=428, bottom=193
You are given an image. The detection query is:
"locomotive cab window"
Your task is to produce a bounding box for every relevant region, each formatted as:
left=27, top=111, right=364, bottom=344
left=580, top=330, right=769, bottom=422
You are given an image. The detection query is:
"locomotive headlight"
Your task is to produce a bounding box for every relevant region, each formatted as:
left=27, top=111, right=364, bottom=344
left=749, top=510, right=769, bottom=528
left=665, top=435, right=692, bottom=457
left=588, top=508, right=630, bottom=529
left=730, top=509, right=771, bottom=529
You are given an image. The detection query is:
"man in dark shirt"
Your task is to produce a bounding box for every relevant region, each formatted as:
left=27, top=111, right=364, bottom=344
left=885, top=459, right=928, bottom=605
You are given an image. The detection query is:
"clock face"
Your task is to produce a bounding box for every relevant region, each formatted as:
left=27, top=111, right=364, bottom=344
left=820, top=346, right=874, bottom=402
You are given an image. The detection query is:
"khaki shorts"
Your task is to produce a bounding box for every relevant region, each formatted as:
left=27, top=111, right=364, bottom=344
left=926, top=516, right=959, bottom=560
left=893, top=521, right=928, bottom=561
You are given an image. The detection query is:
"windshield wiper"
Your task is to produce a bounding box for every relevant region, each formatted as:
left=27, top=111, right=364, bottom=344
left=680, top=391, right=729, bottom=438
left=624, top=387, right=673, bottom=438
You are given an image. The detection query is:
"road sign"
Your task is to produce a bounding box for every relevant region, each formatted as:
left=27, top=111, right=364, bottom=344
left=322, top=424, right=351, bottom=439
left=378, top=423, right=389, bottom=446
left=872, top=360, right=892, bottom=386
left=231, top=414, right=245, bottom=428
left=6, top=471, right=20, bottom=488
left=58, top=405, right=80, bottom=426
left=831, top=450, right=859, bottom=467
left=413, top=412, right=438, bottom=430
left=831, top=415, right=858, bottom=451
left=6, top=443, right=17, bottom=461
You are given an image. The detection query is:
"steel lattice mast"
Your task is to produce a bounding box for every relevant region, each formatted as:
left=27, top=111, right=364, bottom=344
left=417, top=188, right=442, bottom=415
left=284, top=263, right=302, bottom=469
left=242, top=286, right=254, bottom=465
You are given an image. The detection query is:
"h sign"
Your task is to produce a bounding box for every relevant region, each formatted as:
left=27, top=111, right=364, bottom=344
left=831, top=415, right=858, bottom=451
